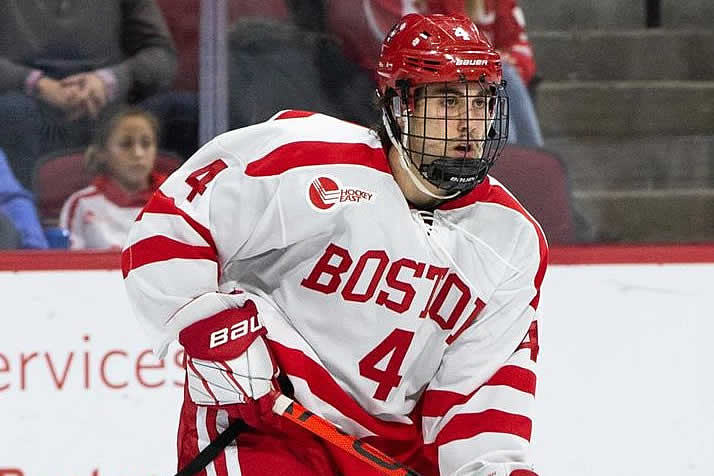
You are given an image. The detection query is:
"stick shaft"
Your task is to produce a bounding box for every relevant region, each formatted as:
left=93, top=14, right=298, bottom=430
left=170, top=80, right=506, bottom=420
left=272, top=394, right=421, bottom=476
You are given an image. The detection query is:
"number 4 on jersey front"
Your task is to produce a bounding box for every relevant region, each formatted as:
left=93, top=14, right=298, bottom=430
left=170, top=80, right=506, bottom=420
left=359, top=328, right=415, bottom=401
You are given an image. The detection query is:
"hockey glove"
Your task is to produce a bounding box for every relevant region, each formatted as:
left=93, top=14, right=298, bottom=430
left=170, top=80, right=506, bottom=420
left=178, top=299, right=280, bottom=428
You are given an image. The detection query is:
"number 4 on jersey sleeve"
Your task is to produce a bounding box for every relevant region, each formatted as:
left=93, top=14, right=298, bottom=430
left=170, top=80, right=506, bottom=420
left=185, top=159, right=228, bottom=202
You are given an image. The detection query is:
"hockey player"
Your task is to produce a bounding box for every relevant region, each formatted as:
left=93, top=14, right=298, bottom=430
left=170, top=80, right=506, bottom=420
left=122, top=13, right=547, bottom=476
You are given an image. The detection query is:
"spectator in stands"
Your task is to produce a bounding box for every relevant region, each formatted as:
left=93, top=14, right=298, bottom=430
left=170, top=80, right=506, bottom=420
left=0, top=0, right=177, bottom=188
left=59, top=107, right=166, bottom=250
left=325, top=0, right=543, bottom=145
left=0, top=148, right=49, bottom=249
left=465, top=0, right=543, bottom=146
left=139, top=0, right=298, bottom=159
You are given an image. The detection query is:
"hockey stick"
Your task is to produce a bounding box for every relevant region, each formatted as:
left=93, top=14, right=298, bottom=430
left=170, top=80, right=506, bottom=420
left=272, top=394, right=422, bottom=476
left=173, top=392, right=421, bottom=476
left=174, top=418, right=248, bottom=476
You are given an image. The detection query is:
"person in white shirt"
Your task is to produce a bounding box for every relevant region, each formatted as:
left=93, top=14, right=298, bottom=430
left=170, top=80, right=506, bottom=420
left=122, top=14, right=547, bottom=476
left=60, top=107, right=167, bottom=250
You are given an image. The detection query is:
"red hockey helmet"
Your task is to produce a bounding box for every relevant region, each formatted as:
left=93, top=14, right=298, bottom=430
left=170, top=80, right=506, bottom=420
left=376, top=13, right=503, bottom=98
left=376, top=14, right=509, bottom=195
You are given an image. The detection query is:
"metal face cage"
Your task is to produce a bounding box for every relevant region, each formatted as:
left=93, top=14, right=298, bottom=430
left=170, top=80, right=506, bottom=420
left=386, top=77, right=509, bottom=194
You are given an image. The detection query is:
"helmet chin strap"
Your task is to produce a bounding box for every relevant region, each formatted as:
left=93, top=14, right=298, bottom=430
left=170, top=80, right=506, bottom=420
left=381, top=110, right=459, bottom=201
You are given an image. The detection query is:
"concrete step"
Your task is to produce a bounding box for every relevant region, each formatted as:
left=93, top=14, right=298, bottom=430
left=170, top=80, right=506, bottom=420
left=530, top=30, right=714, bottom=81
left=521, top=0, right=714, bottom=30
left=663, top=1, right=714, bottom=28
left=520, top=0, right=644, bottom=30
left=546, top=136, right=714, bottom=191
left=574, top=188, right=714, bottom=242
left=535, top=81, right=714, bottom=137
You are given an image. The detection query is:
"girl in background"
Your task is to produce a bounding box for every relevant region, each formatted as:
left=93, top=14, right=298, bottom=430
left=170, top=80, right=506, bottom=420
left=60, top=107, right=167, bottom=249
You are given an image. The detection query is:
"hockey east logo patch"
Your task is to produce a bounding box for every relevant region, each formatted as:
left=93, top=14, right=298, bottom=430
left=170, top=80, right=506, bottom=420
left=307, top=176, right=374, bottom=211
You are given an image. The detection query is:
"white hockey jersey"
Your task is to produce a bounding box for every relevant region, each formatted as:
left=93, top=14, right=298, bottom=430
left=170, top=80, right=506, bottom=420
left=122, top=110, right=548, bottom=475
left=60, top=173, right=165, bottom=249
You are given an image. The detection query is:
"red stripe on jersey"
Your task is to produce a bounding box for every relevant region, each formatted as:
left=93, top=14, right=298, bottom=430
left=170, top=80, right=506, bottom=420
left=437, top=178, right=492, bottom=211
left=432, top=409, right=533, bottom=447
left=273, top=110, right=317, bottom=120
left=421, top=365, right=536, bottom=418
left=268, top=340, right=420, bottom=441
left=486, top=182, right=547, bottom=308
left=421, top=389, right=470, bottom=418
left=245, top=142, right=391, bottom=177
left=486, top=365, right=537, bottom=395
left=511, top=471, right=538, bottom=476
left=130, top=189, right=222, bottom=280
left=442, top=178, right=548, bottom=309
left=137, top=190, right=216, bottom=251
left=121, top=235, right=217, bottom=278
